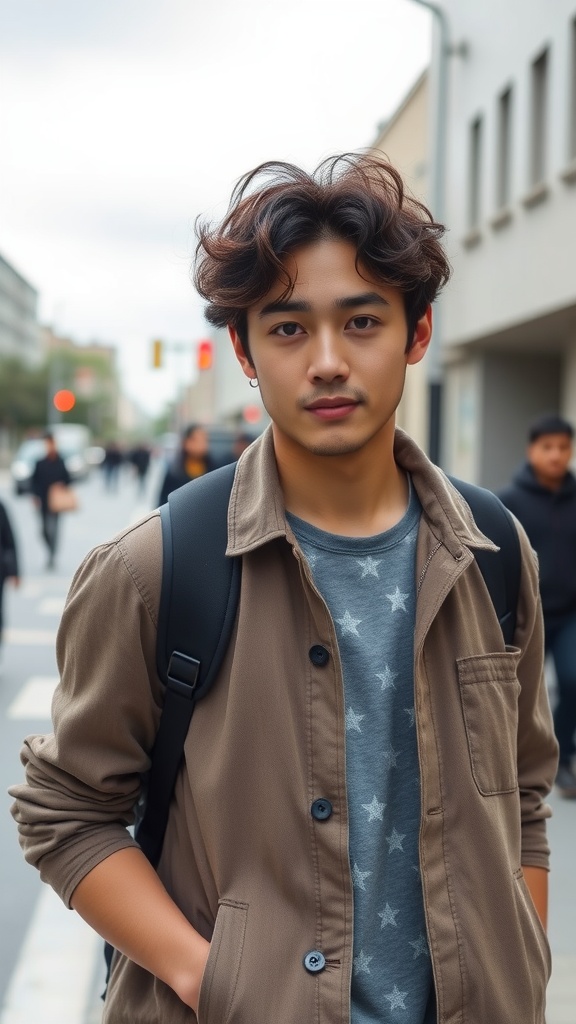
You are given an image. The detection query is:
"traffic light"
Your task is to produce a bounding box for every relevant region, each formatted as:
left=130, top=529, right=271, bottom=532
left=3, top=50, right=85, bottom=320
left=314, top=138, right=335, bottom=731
left=152, top=339, right=163, bottom=368
left=197, top=340, right=213, bottom=371
left=53, top=389, right=76, bottom=413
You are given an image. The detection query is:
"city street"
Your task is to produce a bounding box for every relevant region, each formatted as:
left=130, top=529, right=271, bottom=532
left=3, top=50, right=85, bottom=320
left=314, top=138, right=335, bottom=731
left=0, top=461, right=575, bottom=1023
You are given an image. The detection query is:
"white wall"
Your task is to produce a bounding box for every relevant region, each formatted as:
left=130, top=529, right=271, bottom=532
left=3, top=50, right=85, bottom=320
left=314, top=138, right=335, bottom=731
left=439, top=0, right=576, bottom=347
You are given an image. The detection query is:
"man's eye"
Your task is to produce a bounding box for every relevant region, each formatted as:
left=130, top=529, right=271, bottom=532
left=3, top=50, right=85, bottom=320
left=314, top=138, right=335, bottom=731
left=349, top=315, right=377, bottom=330
left=273, top=322, right=302, bottom=337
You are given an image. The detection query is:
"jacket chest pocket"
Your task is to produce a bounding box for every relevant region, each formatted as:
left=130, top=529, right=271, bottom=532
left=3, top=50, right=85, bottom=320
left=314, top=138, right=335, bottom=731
left=457, top=651, right=521, bottom=796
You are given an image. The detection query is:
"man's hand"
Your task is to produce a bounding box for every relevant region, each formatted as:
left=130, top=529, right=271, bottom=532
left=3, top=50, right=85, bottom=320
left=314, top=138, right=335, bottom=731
left=522, top=865, right=548, bottom=931
left=72, top=847, right=210, bottom=1009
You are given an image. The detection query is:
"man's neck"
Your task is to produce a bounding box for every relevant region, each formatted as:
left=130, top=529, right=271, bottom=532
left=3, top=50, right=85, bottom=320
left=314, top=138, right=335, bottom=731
left=273, top=427, right=409, bottom=538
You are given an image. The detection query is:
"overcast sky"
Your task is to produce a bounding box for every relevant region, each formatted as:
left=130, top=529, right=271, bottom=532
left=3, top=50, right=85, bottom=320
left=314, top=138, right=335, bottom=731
left=0, top=0, right=431, bottom=415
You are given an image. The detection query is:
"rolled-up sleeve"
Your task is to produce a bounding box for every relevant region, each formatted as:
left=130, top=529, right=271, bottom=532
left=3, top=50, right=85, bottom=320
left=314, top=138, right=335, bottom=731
left=9, top=513, right=164, bottom=907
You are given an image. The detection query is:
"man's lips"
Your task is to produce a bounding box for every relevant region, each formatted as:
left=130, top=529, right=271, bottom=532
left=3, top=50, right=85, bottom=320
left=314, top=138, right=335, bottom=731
left=305, top=397, right=359, bottom=420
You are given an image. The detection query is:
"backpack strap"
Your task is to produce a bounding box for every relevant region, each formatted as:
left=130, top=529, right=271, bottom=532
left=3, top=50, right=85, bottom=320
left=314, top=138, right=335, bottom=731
left=136, top=462, right=241, bottom=867
left=448, top=476, right=521, bottom=647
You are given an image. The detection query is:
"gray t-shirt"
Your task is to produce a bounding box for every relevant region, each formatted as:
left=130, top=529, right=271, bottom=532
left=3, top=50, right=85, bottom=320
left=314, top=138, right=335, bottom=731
left=288, top=484, right=435, bottom=1023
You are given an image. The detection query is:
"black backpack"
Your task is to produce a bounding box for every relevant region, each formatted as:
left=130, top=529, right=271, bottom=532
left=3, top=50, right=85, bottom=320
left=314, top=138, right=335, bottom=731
left=104, top=464, right=521, bottom=988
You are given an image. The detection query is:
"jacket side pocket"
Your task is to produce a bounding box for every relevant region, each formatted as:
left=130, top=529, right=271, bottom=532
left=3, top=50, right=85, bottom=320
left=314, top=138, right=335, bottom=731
left=457, top=651, right=520, bottom=796
left=197, top=899, right=248, bottom=1024
left=513, top=868, right=552, bottom=982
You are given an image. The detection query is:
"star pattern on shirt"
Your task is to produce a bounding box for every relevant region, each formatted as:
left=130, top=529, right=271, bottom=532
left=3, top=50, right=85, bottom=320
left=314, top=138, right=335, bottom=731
left=382, top=745, right=400, bottom=768
left=378, top=902, right=400, bottom=928
left=356, top=556, right=381, bottom=578
left=386, top=585, right=409, bottom=612
left=352, top=862, right=372, bottom=890
left=346, top=706, right=365, bottom=733
left=362, top=795, right=385, bottom=821
left=336, top=609, right=362, bottom=636
left=386, top=827, right=406, bottom=853
left=353, top=949, right=373, bottom=975
left=376, top=664, right=398, bottom=691
left=409, top=933, right=430, bottom=959
left=404, top=706, right=416, bottom=727
left=384, top=984, right=409, bottom=1010
left=288, top=512, right=427, bottom=1014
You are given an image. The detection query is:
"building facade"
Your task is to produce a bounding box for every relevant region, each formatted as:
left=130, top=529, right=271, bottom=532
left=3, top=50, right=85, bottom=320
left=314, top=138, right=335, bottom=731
left=371, top=72, right=430, bottom=450
left=0, top=253, right=41, bottom=364
left=435, top=0, right=576, bottom=487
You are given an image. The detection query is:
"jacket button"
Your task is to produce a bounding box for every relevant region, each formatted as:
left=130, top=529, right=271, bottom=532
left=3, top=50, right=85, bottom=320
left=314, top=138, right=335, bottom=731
left=309, top=645, right=329, bottom=667
left=303, top=950, right=326, bottom=973
left=311, top=799, right=333, bottom=821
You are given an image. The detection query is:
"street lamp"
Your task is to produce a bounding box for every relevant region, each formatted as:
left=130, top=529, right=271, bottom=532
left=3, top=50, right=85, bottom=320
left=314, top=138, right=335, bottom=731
left=408, top=1, right=466, bottom=463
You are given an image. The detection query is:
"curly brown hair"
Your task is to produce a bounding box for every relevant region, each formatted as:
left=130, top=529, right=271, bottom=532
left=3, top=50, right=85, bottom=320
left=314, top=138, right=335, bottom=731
left=194, top=152, right=451, bottom=358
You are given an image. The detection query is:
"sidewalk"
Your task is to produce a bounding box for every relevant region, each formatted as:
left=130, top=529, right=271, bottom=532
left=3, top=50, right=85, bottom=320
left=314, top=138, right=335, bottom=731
left=547, top=954, right=576, bottom=1024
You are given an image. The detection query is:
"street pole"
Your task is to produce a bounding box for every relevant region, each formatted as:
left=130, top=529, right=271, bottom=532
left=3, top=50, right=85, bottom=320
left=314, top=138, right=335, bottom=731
left=409, top=0, right=450, bottom=464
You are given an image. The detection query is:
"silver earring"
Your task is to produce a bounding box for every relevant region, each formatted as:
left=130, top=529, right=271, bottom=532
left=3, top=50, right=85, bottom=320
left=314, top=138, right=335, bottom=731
left=249, top=378, right=259, bottom=388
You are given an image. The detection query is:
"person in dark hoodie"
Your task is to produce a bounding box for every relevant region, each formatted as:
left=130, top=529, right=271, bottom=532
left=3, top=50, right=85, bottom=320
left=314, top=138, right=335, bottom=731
left=499, top=413, right=576, bottom=798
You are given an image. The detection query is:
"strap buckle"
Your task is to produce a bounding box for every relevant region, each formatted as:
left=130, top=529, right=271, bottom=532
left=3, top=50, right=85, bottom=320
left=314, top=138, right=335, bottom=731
left=167, top=651, right=200, bottom=698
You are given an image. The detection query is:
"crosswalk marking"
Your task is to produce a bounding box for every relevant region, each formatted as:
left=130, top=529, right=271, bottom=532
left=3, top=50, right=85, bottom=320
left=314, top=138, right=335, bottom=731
left=6, top=677, right=59, bottom=720
left=5, top=628, right=57, bottom=646
left=0, top=885, right=100, bottom=1024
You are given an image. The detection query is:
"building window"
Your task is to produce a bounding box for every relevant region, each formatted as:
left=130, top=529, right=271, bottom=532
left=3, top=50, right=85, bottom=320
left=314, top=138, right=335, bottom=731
left=496, top=87, right=513, bottom=209
left=529, top=48, right=548, bottom=187
left=468, top=115, right=483, bottom=229
left=570, top=19, right=576, bottom=161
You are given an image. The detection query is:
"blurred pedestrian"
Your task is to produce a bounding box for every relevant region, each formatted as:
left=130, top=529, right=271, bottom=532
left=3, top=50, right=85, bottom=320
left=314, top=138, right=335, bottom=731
left=499, top=413, right=576, bottom=798
left=157, top=423, right=215, bottom=505
left=31, top=431, right=71, bottom=570
left=130, top=443, right=151, bottom=496
left=0, top=498, right=20, bottom=655
left=102, top=441, right=123, bottom=492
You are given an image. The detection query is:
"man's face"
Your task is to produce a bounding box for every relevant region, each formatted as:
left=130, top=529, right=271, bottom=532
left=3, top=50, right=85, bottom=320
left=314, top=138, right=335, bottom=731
left=229, top=237, right=431, bottom=461
left=528, top=432, right=573, bottom=487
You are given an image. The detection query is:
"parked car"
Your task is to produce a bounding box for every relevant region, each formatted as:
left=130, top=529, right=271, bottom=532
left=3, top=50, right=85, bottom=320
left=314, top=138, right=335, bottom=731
left=11, top=424, right=92, bottom=495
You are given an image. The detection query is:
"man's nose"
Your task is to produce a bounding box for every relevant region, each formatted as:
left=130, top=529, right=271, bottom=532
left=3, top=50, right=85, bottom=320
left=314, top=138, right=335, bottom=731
left=307, top=329, right=350, bottom=383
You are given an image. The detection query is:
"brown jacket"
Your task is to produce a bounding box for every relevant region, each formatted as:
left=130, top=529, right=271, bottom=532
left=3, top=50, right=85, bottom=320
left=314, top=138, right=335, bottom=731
left=11, top=428, right=557, bottom=1024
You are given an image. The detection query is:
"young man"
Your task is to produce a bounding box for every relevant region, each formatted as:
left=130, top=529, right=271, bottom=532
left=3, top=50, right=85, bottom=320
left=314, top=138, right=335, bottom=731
left=11, top=155, right=557, bottom=1024
left=499, top=413, right=576, bottom=798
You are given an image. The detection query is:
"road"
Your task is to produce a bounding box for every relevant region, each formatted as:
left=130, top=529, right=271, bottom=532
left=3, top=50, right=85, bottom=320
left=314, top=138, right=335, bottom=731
left=0, top=461, right=574, bottom=1023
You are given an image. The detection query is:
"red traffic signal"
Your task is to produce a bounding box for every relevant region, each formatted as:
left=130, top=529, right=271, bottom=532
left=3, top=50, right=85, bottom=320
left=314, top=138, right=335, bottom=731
left=197, top=339, right=213, bottom=371
left=53, top=389, right=76, bottom=413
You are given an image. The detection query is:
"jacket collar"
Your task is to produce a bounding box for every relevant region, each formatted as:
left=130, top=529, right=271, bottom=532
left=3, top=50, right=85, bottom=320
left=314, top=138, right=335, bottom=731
left=227, top=424, right=497, bottom=558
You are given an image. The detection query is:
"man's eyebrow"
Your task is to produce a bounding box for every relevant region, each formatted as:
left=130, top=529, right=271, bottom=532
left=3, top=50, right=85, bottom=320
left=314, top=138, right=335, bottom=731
left=258, top=292, right=389, bottom=318
left=258, top=299, right=311, bottom=318
left=335, top=292, right=390, bottom=309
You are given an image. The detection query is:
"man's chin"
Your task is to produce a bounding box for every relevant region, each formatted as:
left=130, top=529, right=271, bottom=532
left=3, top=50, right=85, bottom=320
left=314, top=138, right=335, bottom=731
left=307, top=438, right=369, bottom=458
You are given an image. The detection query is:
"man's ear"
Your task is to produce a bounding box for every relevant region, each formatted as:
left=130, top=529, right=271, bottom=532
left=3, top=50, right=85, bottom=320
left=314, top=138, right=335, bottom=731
left=228, top=326, right=256, bottom=380
left=406, top=306, right=433, bottom=366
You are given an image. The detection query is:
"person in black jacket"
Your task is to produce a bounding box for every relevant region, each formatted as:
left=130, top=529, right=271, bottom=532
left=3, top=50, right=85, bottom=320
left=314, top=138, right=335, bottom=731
left=0, top=499, right=19, bottom=650
left=499, top=413, right=576, bottom=798
left=31, top=432, right=71, bottom=569
left=157, top=424, right=215, bottom=506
